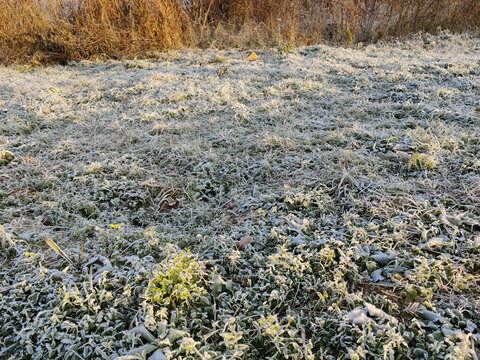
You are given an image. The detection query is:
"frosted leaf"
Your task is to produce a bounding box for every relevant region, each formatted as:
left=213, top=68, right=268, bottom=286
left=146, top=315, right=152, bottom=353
left=149, top=349, right=167, bottom=360
left=126, top=344, right=157, bottom=357
left=131, top=325, right=156, bottom=343
left=167, top=329, right=188, bottom=342
left=371, top=269, right=385, bottom=282
left=419, top=310, right=445, bottom=323
left=371, top=252, right=392, bottom=266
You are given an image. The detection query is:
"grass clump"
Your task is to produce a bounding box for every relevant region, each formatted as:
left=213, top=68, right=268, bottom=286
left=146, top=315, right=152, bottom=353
left=84, top=161, right=103, bottom=175
left=409, top=152, right=437, bottom=170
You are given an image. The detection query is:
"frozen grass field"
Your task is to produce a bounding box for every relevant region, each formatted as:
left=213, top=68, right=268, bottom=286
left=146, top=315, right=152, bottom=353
left=1, top=32, right=480, bottom=359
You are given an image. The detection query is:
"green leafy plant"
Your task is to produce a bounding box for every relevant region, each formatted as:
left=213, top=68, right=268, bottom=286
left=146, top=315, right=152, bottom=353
left=147, top=251, right=207, bottom=308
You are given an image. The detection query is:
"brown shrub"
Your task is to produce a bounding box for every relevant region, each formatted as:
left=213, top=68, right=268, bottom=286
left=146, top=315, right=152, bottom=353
left=0, top=0, right=479, bottom=64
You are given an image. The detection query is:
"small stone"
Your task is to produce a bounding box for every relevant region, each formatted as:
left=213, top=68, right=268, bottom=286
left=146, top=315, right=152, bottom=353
left=365, top=302, right=394, bottom=321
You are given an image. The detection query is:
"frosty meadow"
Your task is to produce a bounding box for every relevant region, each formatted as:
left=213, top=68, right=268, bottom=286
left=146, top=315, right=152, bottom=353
left=0, top=32, right=480, bottom=359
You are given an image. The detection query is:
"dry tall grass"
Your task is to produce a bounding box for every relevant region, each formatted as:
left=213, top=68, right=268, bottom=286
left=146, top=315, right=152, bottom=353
left=0, top=0, right=479, bottom=64
left=198, top=0, right=480, bottom=46
left=0, top=0, right=189, bottom=64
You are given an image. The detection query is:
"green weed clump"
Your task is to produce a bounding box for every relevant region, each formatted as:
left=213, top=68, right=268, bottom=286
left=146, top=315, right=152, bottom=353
left=147, top=251, right=207, bottom=308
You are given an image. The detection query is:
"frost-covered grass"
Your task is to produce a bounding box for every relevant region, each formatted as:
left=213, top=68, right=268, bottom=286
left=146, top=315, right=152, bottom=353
left=1, top=32, right=480, bottom=359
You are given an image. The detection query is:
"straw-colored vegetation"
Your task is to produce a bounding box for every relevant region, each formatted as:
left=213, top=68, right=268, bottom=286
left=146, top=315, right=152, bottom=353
left=0, top=0, right=479, bottom=64
left=1, top=32, right=479, bottom=359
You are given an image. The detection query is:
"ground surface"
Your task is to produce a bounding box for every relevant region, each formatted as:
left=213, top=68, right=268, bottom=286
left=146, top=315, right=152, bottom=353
left=1, top=32, right=480, bottom=360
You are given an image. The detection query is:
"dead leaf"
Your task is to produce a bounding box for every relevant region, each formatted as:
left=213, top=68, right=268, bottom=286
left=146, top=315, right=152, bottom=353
left=45, top=238, right=73, bottom=265
left=236, top=236, right=253, bottom=249
left=154, top=188, right=181, bottom=213
left=42, top=109, right=51, bottom=114
left=246, top=52, right=258, bottom=61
